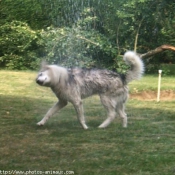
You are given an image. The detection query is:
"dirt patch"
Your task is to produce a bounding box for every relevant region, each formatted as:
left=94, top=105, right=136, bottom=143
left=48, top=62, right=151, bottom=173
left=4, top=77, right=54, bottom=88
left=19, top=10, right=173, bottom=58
left=130, top=90, right=175, bottom=101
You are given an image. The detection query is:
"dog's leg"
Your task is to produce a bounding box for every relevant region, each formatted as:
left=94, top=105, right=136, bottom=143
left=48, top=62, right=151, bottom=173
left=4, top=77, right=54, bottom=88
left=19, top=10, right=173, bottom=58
left=116, top=104, right=127, bottom=128
left=98, top=110, right=116, bottom=128
left=98, top=95, right=116, bottom=128
left=37, top=100, right=67, bottom=126
left=73, top=100, right=88, bottom=130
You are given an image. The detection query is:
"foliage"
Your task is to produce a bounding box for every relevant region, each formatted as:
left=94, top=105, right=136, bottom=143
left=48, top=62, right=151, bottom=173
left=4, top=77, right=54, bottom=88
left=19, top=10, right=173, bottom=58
left=0, top=0, right=175, bottom=71
left=109, top=55, right=130, bottom=74
left=0, top=21, right=45, bottom=70
left=40, top=8, right=117, bottom=68
left=0, top=0, right=49, bottom=29
left=160, top=64, right=175, bottom=76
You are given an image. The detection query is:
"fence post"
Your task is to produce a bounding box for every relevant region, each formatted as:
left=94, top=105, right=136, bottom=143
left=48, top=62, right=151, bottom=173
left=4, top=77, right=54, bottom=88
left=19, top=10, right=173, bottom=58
left=157, top=70, right=162, bottom=102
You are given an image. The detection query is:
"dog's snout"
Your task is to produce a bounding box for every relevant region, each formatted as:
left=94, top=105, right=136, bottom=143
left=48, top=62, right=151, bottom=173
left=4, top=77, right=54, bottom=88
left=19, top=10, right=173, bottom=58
left=36, top=78, right=43, bottom=85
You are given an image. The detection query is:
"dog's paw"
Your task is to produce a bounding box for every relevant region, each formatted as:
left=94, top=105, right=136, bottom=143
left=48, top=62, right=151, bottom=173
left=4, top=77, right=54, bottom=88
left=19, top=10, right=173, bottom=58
left=98, top=126, right=105, bottom=129
left=37, top=121, right=45, bottom=126
left=98, top=123, right=107, bottom=129
left=81, top=124, right=89, bottom=130
left=123, top=125, right=127, bottom=128
left=83, top=126, right=89, bottom=130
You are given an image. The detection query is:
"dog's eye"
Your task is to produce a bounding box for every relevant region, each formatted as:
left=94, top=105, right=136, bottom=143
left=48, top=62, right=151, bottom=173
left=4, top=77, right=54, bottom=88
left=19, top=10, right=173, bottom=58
left=39, top=73, right=43, bottom=76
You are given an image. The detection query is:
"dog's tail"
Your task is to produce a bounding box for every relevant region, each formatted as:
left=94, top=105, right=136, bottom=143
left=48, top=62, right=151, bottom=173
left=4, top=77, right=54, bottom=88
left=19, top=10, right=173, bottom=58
left=123, top=51, right=144, bottom=84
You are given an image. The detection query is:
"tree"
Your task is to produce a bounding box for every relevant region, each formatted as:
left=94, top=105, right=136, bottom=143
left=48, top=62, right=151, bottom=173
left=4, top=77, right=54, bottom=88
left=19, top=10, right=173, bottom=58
left=141, top=45, right=175, bottom=59
left=40, top=8, right=116, bottom=67
left=0, top=0, right=175, bottom=71
left=0, top=0, right=50, bottom=29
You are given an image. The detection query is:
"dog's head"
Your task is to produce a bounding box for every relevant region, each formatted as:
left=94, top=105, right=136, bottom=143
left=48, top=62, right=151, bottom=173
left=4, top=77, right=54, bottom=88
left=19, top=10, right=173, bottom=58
left=36, top=63, right=52, bottom=87
left=36, top=62, right=68, bottom=87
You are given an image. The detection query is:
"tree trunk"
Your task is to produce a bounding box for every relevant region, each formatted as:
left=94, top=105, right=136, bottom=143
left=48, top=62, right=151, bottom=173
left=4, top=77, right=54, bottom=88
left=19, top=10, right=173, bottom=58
left=134, top=18, right=143, bottom=52
left=140, top=45, right=175, bottom=58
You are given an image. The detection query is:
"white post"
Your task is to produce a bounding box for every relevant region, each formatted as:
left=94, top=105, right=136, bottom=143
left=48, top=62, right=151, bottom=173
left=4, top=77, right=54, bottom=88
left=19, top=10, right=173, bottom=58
left=157, top=70, right=162, bottom=102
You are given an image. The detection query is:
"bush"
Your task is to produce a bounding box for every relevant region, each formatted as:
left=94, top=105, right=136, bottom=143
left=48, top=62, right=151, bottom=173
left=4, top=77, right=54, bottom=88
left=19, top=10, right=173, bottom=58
left=145, top=63, right=175, bottom=75
left=0, top=21, right=45, bottom=70
left=160, top=64, right=175, bottom=75
left=40, top=7, right=117, bottom=68
left=40, top=26, right=117, bottom=68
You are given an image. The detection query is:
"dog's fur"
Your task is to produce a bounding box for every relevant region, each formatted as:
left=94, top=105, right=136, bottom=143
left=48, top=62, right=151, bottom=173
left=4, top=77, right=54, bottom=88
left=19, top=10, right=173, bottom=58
left=36, top=51, right=144, bottom=129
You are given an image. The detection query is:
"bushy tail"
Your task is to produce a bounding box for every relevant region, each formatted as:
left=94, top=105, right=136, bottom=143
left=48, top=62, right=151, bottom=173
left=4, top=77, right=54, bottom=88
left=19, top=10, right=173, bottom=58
left=123, top=51, right=144, bottom=84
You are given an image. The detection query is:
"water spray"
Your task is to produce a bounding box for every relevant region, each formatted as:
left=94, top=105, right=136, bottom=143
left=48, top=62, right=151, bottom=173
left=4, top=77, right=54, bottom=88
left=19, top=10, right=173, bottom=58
left=157, top=70, right=162, bottom=102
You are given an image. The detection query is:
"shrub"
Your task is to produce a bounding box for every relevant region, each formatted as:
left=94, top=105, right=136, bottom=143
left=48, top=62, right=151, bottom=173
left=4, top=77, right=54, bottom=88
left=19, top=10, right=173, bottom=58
left=40, top=7, right=117, bottom=68
left=0, top=21, right=45, bottom=70
left=160, top=64, right=175, bottom=75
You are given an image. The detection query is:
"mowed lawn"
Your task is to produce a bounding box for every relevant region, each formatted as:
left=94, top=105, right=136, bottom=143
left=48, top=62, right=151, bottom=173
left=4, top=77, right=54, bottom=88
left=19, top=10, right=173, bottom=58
left=0, top=70, right=175, bottom=175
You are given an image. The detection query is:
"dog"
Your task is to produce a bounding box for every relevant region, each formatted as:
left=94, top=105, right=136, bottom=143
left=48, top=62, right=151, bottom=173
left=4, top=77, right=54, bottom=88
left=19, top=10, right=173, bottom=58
left=36, top=51, right=144, bottom=129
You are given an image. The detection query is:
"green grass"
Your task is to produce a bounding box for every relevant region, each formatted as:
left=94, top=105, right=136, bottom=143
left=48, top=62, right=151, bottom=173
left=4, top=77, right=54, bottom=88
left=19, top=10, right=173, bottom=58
left=0, top=71, right=175, bottom=175
left=129, top=75, right=175, bottom=93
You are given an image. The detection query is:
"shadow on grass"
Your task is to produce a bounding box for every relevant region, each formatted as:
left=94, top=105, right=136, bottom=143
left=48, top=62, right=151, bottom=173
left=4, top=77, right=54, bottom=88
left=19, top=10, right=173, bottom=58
left=1, top=94, right=175, bottom=135
left=1, top=95, right=175, bottom=174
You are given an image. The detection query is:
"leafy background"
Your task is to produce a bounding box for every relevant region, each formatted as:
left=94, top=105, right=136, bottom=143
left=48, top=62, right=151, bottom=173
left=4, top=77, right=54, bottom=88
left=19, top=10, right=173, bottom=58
left=0, top=0, right=175, bottom=73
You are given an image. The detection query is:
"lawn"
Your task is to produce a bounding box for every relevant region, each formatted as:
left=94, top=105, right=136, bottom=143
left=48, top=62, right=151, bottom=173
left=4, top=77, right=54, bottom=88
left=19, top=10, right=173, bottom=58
left=129, top=75, right=175, bottom=92
left=0, top=70, right=175, bottom=175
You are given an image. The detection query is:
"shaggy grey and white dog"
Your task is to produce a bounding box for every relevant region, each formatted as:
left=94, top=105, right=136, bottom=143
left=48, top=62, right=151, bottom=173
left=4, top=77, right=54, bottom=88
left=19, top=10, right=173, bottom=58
left=36, top=51, right=144, bottom=129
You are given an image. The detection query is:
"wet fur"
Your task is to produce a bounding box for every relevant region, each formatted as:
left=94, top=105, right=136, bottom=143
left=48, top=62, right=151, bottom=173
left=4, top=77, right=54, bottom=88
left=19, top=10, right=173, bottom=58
left=36, top=51, right=144, bottom=129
